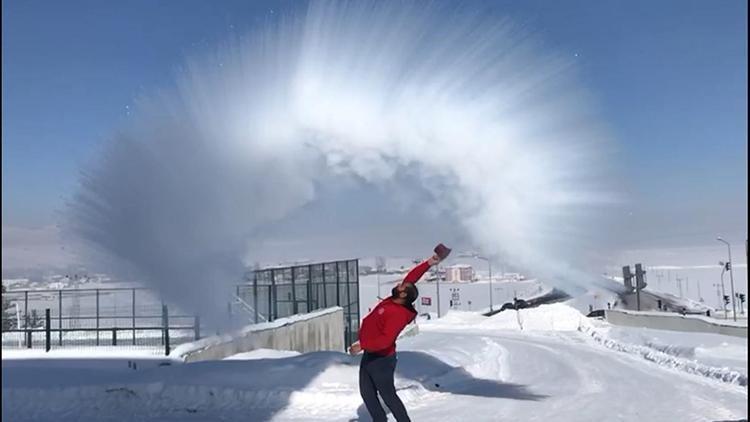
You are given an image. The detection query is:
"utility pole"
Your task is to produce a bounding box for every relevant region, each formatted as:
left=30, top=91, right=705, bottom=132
left=459, top=253, right=492, bottom=312
left=696, top=280, right=702, bottom=302
left=475, top=255, right=492, bottom=311
left=436, top=263, right=442, bottom=318
left=717, top=237, right=737, bottom=321
left=719, top=263, right=729, bottom=319
left=655, top=271, right=663, bottom=289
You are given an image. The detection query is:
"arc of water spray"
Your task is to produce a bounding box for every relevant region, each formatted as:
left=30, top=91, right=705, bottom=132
left=68, top=1, right=616, bottom=328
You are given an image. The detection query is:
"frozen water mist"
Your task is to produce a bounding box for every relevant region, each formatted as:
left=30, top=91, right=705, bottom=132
left=69, top=1, right=615, bottom=327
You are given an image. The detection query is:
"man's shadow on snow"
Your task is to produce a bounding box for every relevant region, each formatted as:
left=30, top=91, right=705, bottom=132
left=350, top=351, right=546, bottom=421
left=92, top=349, right=543, bottom=421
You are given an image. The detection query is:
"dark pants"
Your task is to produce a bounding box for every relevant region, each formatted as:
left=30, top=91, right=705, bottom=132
left=359, top=352, right=411, bottom=422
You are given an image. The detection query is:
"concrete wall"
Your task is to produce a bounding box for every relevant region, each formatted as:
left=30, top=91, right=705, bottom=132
left=605, top=309, right=747, bottom=338
left=174, top=307, right=345, bottom=362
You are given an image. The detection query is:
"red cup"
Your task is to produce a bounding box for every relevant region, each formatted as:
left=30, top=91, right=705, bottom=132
left=434, top=243, right=452, bottom=260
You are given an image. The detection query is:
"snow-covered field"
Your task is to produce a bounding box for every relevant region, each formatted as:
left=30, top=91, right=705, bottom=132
left=3, top=304, right=747, bottom=421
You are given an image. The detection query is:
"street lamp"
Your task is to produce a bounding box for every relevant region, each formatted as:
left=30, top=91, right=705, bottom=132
left=717, top=237, right=737, bottom=321
left=457, top=252, right=494, bottom=311
left=477, top=256, right=492, bottom=311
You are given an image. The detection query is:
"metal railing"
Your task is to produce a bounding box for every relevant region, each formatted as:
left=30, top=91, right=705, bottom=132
left=2, top=259, right=360, bottom=354
left=2, top=286, right=197, bottom=354
left=2, top=305, right=197, bottom=355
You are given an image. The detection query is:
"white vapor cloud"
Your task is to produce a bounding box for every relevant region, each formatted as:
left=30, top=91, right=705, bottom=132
left=67, top=1, right=616, bottom=326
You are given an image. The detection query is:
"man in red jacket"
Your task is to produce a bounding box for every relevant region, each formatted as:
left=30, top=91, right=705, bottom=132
left=349, top=244, right=450, bottom=422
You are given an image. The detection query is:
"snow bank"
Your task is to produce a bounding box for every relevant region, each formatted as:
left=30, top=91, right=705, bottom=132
left=423, top=303, right=590, bottom=332
left=600, top=325, right=747, bottom=375
left=223, top=349, right=301, bottom=360
left=480, top=303, right=588, bottom=331
left=433, top=310, right=488, bottom=326
left=580, top=324, right=748, bottom=386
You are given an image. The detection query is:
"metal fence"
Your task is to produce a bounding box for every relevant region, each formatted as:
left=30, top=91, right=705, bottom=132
left=235, top=259, right=360, bottom=347
left=2, top=287, right=197, bottom=354
left=2, top=259, right=360, bottom=354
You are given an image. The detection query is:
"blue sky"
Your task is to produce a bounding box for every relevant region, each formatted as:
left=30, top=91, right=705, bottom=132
left=2, top=0, right=747, bottom=256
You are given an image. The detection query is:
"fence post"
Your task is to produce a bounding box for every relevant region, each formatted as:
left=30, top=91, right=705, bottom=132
left=132, top=289, right=136, bottom=346
left=271, top=269, right=277, bottom=321
left=291, top=268, right=298, bottom=314
left=162, top=304, right=170, bottom=356
left=335, top=262, right=341, bottom=306
left=45, top=308, right=51, bottom=352
left=24, top=291, right=28, bottom=328
left=322, top=264, right=328, bottom=308
left=96, top=289, right=100, bottom=346
left=26, top=329, right=32, bottom=349
left=253, top=272, right=258, bottom=323
left=267, top=282, right=273, bottom=322
left=58, top=290, right=63, bottom=346
left=345, top=260, right=352, bottom=346
left=112, top=328, right=117, bottom=346
left=307, top=265, right=313, bottom=311
left=194, top=315, right=200, bottom=340
left=160, top=301, right=165, bottom=346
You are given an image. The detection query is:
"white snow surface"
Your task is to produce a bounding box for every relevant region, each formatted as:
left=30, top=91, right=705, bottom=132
left=592, top=323, right=747, bottom=376
left=431, top=303, right=589, bottom=332
left=3, top=303, right=747, bottom=421
left=224, top=349, right=301, bottom=360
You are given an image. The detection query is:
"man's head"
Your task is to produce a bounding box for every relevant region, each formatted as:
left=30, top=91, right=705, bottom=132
left=391, top=282, right=419, bottom=304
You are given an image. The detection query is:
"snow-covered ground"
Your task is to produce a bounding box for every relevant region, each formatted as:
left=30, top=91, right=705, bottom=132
left=593, top=324, right=747, bottom=375
left=3, top=304, right=747, bottom=421
left=223, top=348, right=301, bottom=360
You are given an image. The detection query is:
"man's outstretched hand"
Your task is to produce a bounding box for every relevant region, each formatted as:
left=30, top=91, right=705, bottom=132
left=348, top=342, right=362, bottom=355
left=427, top=254, right=441, bottom=266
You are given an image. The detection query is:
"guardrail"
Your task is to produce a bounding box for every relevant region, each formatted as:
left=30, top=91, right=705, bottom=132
left=605, top=309, right=747, bottom=338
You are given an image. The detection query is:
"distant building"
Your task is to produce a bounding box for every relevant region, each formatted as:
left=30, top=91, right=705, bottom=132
left=445, top=264, right=473, bottom=282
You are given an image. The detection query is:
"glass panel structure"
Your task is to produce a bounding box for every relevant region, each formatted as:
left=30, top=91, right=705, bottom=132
left=240, top=259, right=360, bottom=347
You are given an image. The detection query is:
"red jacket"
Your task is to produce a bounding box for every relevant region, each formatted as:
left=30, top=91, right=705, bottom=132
left=358, top=260, right=431, bottom=356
